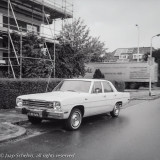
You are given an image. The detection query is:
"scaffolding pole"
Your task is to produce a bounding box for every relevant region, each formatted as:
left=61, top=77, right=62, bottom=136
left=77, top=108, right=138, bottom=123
left=9, top=0, right=20, bottom=31
left=44, top=42, right=54, bottom=66
left=20, top=28, right=22, bottom=79
left=8, top=32, right=20, bottom=65
left=53, top=19, right=56, bottom=78
left=7, top=0, right=20, bottom=78
left=8, top=0, right=10, bottom=76
left=44, top=11, right=56, bottom=78
left=9, top=59, right=16, bottom=79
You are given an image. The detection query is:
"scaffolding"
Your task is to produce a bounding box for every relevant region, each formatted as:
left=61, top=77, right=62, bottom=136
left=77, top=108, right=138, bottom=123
left=0, top=0, right=73, bottom=78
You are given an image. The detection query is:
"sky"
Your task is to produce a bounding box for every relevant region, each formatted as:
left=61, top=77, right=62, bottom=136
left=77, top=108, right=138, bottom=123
left=72, top=0, right=160, bottom=52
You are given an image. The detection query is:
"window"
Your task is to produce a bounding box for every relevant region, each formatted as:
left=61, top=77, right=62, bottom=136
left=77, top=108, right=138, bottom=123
left=119, top=55, right=128, bottom=59
left=92, top=81, right=102, bottom=93
left=27, top=24, right=38, bottom=33
left=53, top=80, right=91, bottom=93
left=133, top=54, right=143, bottom=60
left=103, top=82, right=113, bottom=93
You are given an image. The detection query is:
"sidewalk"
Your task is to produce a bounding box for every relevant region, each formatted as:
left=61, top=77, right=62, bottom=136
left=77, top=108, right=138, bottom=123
left=0, top=88, right=160, bottom=143
left=126, top=87, right=160, bottom=100
left=0, top=109, right=27, bottom=143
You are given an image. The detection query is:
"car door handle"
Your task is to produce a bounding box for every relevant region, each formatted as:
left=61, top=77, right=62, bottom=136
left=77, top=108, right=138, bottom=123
left=104, top=95, right=106, bottom=98
left=85, top=98, right=88, bottom=100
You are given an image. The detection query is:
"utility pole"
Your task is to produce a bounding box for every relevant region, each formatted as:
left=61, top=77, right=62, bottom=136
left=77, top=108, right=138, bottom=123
left=149, top=34, right=160, bottom=96
left=135, top=24, right=140, bottom=62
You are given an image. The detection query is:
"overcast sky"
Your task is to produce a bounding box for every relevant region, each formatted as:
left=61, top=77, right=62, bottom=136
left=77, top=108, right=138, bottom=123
left=73, top=0, right=160, bottom=52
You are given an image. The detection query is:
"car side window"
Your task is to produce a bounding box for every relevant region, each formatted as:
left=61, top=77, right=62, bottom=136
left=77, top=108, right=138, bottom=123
left=92, top=82, right=102, bottom=93
left=103, top=82, right=113, bottom=93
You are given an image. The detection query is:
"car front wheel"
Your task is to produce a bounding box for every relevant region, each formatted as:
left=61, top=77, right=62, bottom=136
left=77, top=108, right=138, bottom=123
left=65, top=108, right=82, bottom=131
left=110, top=103, right=120, bottom=118
left=28, top=116, right=42, bottom=124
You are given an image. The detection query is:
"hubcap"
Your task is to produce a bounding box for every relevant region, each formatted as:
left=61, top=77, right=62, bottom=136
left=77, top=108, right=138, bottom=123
left=71, top=111, right=81, bottom=129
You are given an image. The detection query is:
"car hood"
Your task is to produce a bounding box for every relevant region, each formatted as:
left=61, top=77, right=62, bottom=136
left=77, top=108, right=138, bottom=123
left=18, top=91, right=85, bottom=102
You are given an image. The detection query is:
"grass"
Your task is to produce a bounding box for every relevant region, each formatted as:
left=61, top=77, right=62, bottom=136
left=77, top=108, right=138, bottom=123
left=0, top=123, right=18, bottom=136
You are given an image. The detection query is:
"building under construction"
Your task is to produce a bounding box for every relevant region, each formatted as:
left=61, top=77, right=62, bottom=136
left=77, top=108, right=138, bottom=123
left=0, top=0, right=73, bottom=78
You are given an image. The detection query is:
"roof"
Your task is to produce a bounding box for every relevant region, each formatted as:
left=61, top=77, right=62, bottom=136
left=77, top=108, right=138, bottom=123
left=113, top=47, right=153, bottom=57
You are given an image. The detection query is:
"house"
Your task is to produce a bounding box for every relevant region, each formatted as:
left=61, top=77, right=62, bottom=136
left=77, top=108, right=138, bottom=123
left=111, top=47, right=154, bottom=62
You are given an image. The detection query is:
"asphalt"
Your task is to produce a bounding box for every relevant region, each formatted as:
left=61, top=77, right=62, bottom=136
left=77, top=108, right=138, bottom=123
left=0, top=87, right=160, bottom=143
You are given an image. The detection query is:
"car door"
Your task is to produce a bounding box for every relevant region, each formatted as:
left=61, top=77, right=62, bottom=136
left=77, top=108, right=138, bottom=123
left=84, top=81, right=107, bottom=117
left=102, top=81, right=117, bottom=112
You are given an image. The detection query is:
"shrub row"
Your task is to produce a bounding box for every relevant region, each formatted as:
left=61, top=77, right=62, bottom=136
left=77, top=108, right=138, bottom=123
left=0, top=78, right=61, bottom=109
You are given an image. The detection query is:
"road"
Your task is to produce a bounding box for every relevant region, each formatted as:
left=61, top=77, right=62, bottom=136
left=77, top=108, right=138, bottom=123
left=0, top=99, right=160, bottom=160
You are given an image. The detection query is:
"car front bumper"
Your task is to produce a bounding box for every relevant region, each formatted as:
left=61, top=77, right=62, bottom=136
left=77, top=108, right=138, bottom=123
left=15, top=106, right=67, bottom=119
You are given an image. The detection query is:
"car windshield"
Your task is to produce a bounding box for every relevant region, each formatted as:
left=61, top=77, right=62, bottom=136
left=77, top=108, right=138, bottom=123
left=53, top=80, right=91, bottom=93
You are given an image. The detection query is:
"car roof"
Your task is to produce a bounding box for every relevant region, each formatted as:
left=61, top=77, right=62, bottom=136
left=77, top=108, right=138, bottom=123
left=64, top=79, right=109, bottom=82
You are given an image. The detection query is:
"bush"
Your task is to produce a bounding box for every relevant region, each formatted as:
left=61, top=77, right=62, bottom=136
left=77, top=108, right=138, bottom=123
left=93, top=69, right=105, bottom=79
left=112, top=81, right=125, bottom=92
left=0, top=78, right=61, bottom=109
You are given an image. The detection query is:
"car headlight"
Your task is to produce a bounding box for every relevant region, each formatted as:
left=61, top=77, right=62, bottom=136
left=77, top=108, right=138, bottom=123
left=16, top=98, right=23, bottom=107
left=48, top=101, right=61, bottom=111
left=54, top=101, right=61, bottom=111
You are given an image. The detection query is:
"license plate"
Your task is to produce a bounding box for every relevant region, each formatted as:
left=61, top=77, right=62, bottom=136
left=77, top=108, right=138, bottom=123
left=28, top=112, right=39, bottom=117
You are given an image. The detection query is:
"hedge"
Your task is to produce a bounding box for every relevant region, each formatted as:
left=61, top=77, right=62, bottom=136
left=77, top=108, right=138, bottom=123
left=0, top=78, right=125, bottom=109
left=0, top=78, right=61, bottom=109
left=112, top=81, right=125, bottom=92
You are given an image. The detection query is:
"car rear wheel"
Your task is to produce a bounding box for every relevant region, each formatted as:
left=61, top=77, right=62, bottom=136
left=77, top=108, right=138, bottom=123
left=110, top=103, right=120, bottom=118
left=65, top=108, right=82, bottom=131
left=28, top=116, right=42, bottom=124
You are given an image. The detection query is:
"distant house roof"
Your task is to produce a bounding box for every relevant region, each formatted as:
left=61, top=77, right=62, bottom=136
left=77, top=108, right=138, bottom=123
left=112, top=47, right=154, bottom=57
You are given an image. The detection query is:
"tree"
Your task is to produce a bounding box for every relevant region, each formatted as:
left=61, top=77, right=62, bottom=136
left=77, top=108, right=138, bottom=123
left=143, top=49, right=160, bottom=86
left=88, top=37, right=108, bottom=62
left=7, top=32, right=51, bottom=78
left=93, top=69, right=105, bottom=79
left=59, top=18, right=108, bottom=63
left=6, top=18, right=107, bottom=78
left=21, top=34, right=51, bottom=78
left=143, top=49, right=160, bottom=62
left=7, top=30, right=86, bottom=78
left=47, top=40, right=86, bottom=78
left=59, top=18, right=91, bottom=57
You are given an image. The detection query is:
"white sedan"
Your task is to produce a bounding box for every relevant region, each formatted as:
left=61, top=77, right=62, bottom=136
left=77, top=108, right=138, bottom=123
left=16, top=79, right=130, bottom=130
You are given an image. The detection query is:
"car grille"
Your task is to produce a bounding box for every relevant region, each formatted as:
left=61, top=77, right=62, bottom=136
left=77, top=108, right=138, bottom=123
left=23, top=100, right=51, bottom=108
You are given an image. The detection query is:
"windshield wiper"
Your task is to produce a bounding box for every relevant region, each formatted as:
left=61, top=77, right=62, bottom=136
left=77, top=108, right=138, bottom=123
left=66, top=90, right=76, bottom=92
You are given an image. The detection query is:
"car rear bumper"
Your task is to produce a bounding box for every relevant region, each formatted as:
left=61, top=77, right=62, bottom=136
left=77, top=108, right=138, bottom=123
left=15, top=106, right=66, bottom=119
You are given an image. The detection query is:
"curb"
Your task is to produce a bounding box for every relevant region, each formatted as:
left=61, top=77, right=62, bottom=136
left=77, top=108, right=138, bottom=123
left=12, top=120, right=29, bottom=125
left=0, top=122, right=26, bottom=143
left=131, top=95, right=160, bottom=100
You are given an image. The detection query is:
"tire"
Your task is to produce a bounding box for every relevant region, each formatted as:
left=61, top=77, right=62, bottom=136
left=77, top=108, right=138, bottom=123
left=28, top=116, right=42, bottom=124
left=65, top=108, right=82, bottom=131
left=110, top=103, right=120, bottom=118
